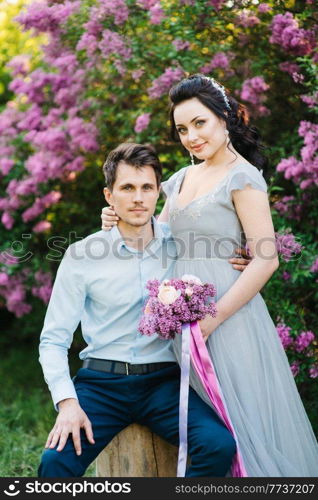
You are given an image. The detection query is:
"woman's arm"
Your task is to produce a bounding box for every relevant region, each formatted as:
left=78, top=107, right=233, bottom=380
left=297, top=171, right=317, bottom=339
left=157, top=199, right=170, bottom=223
left=199, top=186, right=279, bottom=340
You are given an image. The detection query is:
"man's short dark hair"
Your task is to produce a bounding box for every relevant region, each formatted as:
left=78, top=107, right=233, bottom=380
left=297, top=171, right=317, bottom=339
left=103, top=143, right=162, bottom=191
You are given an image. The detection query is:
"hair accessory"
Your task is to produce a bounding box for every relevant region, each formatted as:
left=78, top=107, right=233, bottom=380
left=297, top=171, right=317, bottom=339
left=205, top=77, right=231, bottom=110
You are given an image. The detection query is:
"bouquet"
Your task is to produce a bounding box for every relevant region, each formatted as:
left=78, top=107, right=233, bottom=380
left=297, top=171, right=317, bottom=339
left=139, top=275, right=217, bottom=339
left=139, top=274, right=247, bottom=478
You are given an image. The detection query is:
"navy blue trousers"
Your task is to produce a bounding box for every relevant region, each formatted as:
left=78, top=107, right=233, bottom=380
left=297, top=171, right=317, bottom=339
left=39, top=365, right=236, bottom=477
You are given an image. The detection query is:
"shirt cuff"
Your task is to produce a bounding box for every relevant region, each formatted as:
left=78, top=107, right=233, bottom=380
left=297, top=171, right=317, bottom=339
left=51, top=380, right=79, bottom=412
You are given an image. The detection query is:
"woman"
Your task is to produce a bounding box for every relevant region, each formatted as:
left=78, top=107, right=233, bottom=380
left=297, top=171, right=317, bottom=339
left=101, top=74, right=318, bottom=476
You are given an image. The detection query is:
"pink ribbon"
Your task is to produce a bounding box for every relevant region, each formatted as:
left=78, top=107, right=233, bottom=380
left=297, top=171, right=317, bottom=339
left=177, top=321, right=248, bottom=477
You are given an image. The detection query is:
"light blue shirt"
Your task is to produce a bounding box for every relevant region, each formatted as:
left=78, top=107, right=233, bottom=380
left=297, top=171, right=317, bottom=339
left=39, top=218, right=177, bottom=407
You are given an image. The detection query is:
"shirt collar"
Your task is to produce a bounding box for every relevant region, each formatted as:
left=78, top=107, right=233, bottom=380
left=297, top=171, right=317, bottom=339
left=109, top=216, right=168, bottom=253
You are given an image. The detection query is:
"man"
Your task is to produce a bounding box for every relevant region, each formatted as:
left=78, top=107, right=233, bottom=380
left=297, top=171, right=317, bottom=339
left=39, top=143, right=248, bottom=477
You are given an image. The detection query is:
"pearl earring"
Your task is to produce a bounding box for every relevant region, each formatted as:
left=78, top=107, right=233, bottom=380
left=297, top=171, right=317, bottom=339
left=190, top=152, right=194, bottom=166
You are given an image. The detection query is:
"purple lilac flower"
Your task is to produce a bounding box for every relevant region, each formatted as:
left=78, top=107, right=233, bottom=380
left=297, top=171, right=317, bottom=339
left=149, top=3, right=165, bottom=24
left=279, top=61, right=300, bottom=75
left=99, top=30, right=132, bottom=60
left=258, top=3, right=272, bottom=14
left=132, top=69, right=144, bottom=80
left=270, top=13, right=316, bottom=56
left=200, top=52, right=231, bottom=74
left=148, top=67, right=184, bottom=99
left=310, top=257, right=318, bottom=273
left=22, top=191, right=62, bottom=223
left=137, top=0, right=157, bottom=8
left=207, top=0, right=225, bottom=9
left=98, top=0, right=129, bottom=25
left=240, top=77, right=270, bottom=116
left=172, top=39, right=191, bottom=51
left=236, top=10, right=260, bottom=28
left=16, top=1, right=80, bottom=34
left=275, top=231, right=302, bottom=262
left=294, top=331, right=315, bottom=353
left=309, top=365, right=318, bottom=378
left=32, top=220, right=52, bottom=233
left=277, top=121, right=318, bottom=189
left=301, top=92, right=318, bottom=109
left=290, top=361, right=300, bottom=377
left=282, top=271, right=291, bottom=281
left=134, top=113, right=151, bottom=133
left=276, top=323, right=293, bottom=349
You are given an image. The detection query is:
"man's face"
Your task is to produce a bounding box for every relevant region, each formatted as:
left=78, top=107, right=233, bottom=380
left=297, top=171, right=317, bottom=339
left=104, top=162, right=160, bottom=228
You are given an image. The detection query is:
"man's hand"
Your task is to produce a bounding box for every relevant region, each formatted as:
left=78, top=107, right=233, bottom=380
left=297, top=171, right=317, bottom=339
left=45, top=398, right=95, bottom=456
left=229, top=247, right=252, bottom=271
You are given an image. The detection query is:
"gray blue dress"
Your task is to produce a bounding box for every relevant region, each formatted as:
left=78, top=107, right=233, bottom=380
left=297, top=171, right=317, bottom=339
left=161, top=162, right=318, bottom=477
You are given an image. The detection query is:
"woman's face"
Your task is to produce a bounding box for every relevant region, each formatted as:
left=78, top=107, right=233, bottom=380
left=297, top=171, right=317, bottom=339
left=173, top=97, right=227, bottom=161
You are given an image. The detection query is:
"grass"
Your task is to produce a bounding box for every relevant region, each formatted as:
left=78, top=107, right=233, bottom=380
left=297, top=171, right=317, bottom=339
left=0, top=341, right=95, bottom=477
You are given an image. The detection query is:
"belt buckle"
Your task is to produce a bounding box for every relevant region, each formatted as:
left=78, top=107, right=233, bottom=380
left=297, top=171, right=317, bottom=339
left=125, top=362, right=129, bottom=375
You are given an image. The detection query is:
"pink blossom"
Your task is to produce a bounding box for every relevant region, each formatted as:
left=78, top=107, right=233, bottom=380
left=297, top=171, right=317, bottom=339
left=137, top=0, right=157, bottom=8
left=310, top=257, right=318, bottom=273
left=16, top=1, right=80, bottom=34
left=172, top=39, right=191, bottom=51
left=200, top=52, right=231, bottom=74
left=32, top=283, right=52, bottom=302
left=148, top=67, right=184, bottom=99
left=275, top=231, right=302, bottom=262
left=273, top=195, right=302, bottom=221
left=207, top=0, right=225, bottom=9
left=99, top=30, right=132, bottom=60
left=279, top=61, right=300, bottom=75
left=301, top=92, right=318, bottom=109
left=33, top=220, right=52, bottom=233
left=309, top=365, right=318, bottom=378
left=7, top=55, right=30, bottom=76
left=76, top=33, right=99, bottom=57
left=0, top=273, right=9, bottom=286
left=276, top=323, right=293, bottom=349
left=240, top=77, right=270, bottom=116
left=17, top=104, right=42, bottom=131
left=292, top=72, right=304, bottom=84
left=132, top=69, right=144, bottom=80
left=1, top=212, right=14, bottom=230
left=236, top=10, right=260, bottom=28
left=290, top=361, right=300, bottom=377
left=134, top=113, right=151, bottom=133
left=0, top=159, right=14, bottom=176
left=282, top=271, right=291, bottom=281
left=294, top=331, right=315, bottom=353
left=270, top=13, right=316, bottom=56
left=22, top=191, right=62, bottom=223
left=26, top=128, right=68, bottom=152
left=65, top=117, right=99, bottom=152
left=149, top=3, right=165, bottom=25
left=98, top=0, right=129, bottom=25
left=258, top=3, right=272, bottom=14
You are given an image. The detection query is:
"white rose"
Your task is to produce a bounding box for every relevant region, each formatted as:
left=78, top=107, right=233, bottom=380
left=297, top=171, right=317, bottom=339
left=158, top=286, right=181, bottom=305
left=185, top=287, right=193, bottom=297
left=181, top=274, right=202, bottom=286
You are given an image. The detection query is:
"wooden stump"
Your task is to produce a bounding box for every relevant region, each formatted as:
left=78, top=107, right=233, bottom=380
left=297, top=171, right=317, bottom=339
left=96, top=423, right=179, bottom=477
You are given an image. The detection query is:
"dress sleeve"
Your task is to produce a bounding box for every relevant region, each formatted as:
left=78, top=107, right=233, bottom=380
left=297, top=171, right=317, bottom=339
left=226, top=165, right=267, bottom=197
left=161, top=168, right=185, bottom=199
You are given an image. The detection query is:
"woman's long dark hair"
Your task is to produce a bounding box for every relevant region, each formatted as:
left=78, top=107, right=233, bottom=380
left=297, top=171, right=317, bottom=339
left=169, top=74, right=268, bottom=172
